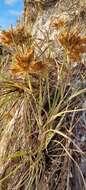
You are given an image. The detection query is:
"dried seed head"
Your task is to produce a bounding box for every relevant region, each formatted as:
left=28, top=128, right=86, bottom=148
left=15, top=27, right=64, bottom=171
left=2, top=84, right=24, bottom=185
left=0, top=30, right=13, bottom=45
left=29, top=61, right=47, bottom=73
left=10, top=48, right=47, bottom=76
left=58, top=29, right=86, bottom=61
left=0, top=27, right=29, bottom=46
left=53, top=18, right=66, bottom=30
left=15, top=48, right=34, bottom=67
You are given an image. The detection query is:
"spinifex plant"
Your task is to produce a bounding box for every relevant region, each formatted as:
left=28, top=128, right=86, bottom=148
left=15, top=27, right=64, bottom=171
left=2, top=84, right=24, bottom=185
left=0, top=17, right=86, bottom=190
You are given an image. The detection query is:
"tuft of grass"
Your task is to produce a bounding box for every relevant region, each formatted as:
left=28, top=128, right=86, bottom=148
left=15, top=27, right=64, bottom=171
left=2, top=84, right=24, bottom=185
left=0, top=13, right=86, bottom=190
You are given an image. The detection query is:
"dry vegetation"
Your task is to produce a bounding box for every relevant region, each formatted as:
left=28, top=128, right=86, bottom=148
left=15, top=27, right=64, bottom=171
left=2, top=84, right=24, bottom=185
left=0, top=0, right=86, bottom=190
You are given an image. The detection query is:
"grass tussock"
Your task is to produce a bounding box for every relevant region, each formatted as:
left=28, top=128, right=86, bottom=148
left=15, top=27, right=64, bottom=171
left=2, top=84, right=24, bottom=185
left=0, top=11, right=86, bottom=190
